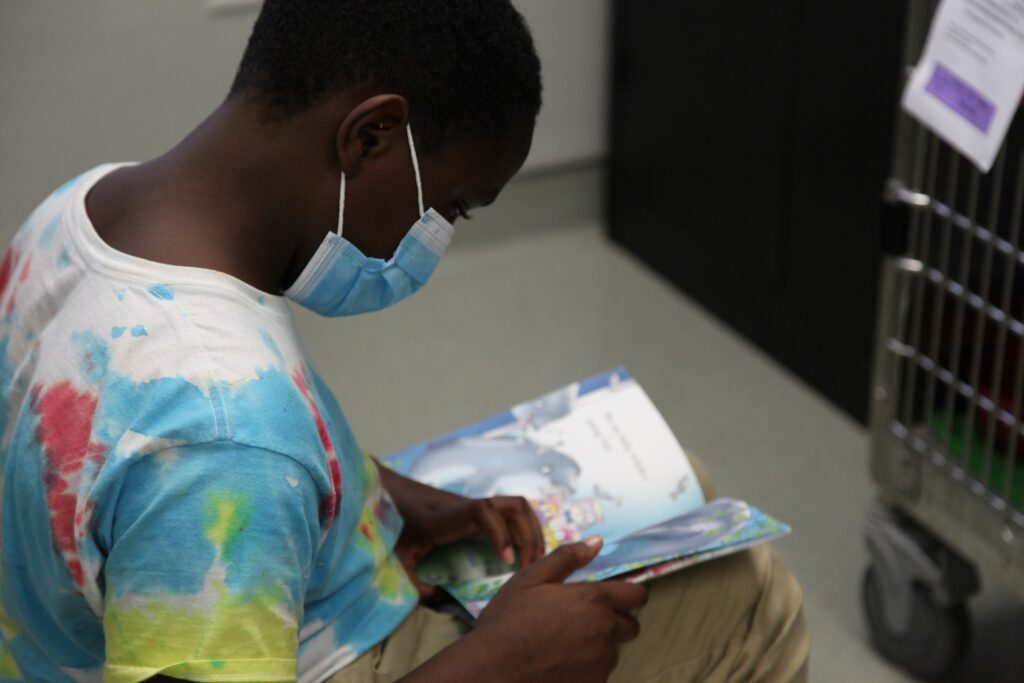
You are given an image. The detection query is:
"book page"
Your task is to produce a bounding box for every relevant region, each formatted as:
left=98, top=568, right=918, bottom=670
left=439, top=499, right=790, bottom=619
left=382, top=368, right=705, bottom=546
left=382, top=369, right=790, bottom=620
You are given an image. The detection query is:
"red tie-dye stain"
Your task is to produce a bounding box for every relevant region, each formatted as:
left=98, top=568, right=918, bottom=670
left=32, top=381, right=105, bottom=587
left=5, top=256, right=31, bottom=315
left=74, top=500, right=96, bottom=541
left=291, top=370, right=334, bottom=452
left=292, top=370, right=343, bottom=525
left=0, top=248, right=15, bottom=300
left=0, top=247, right=17, bottom=312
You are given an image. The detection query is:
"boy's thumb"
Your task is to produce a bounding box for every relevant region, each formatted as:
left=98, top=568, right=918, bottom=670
left=516, top=536, right=602, bottom=586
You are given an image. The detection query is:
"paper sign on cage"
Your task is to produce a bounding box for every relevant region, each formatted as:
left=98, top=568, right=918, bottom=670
left=901, top=0, right=1024, bottom=172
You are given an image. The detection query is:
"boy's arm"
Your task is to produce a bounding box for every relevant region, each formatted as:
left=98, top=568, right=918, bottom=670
left=143, top=545, right=647, bottom=683
left=103, top=443, right=319, bottom=683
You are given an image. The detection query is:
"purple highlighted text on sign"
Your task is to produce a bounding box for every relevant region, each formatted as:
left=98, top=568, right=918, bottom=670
left=925, top=63, right=996, bottom=133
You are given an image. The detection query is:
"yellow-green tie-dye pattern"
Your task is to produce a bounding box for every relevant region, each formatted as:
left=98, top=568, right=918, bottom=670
left=205, top=491, right=254, bottom=562
left=354, top=461, right=419, bottom=606
left=0, top=612, right=19, bottom=680
left=0, top=166, right=417, bottom=683
left=105, top=584, right=298, bottom=682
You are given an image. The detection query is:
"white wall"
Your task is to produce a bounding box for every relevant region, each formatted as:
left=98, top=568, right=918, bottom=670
left=0, top=1, right=610, bottom=234
left=515, top=0, right=611, bottom=171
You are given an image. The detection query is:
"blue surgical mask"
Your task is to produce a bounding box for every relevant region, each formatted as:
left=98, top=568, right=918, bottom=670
left=284, top=125, right=454, bottom=316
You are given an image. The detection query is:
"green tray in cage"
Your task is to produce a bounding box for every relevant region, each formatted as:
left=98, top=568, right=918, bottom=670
left=931, top=414, right=1024, bottom=509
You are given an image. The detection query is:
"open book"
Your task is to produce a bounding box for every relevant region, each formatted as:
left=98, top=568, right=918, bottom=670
left=381, top=368, right=790, bottom=618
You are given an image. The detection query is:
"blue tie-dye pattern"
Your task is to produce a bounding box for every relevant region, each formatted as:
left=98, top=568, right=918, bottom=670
left=130, top=325, right=147, bottom=337
left=256, top=295, right=266, bottom=306
left=4, top=335, right=414, bottom=678
left=38, top=217, right=60, bottom=248
left=258, top=328, right=284, bottom=366
left=148, top=284, right=175, bottom=301
left=0, top=168, right=417, bottom=682
left=3, top=400, right=106, bottom=680
left=109, top=443, right=317, bottom=598
left=56, top=246, right=71, bottom=270
left=71, top=330, right=110, bottom=383
left=223, top=367, right=323, bottom=463
left=51, top=172, right=88, bottom=197
left=8, top=333, right=319, bottom=602
left=0, top=336, right=12, bottom=468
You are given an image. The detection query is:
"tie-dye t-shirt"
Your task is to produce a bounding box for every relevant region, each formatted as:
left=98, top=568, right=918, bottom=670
left=0, top=164, right=418, bottom=682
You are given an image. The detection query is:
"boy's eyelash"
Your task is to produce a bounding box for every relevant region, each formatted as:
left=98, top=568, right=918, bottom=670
left=456, top=203, right=473, bottom=220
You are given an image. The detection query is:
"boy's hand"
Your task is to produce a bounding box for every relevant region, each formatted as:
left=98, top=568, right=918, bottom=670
left=375, top=463, right=545, bottom=600
left=403, top=539, right=647, bottom=683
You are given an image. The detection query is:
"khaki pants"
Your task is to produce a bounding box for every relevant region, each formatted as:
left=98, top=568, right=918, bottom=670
left=331, top=457, right=810, bottom=683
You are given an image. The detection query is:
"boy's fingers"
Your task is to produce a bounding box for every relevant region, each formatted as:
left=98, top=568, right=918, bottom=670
left=495, top=496, right=542, bottom=566
left=473, top=499, right=514, bottom=564
left=597, top=580, right=648, bottom=612
left=535, top=516, right=545, bottom=561
left=514, top=537, right=602, bottom=586
left=415, top=579, right=441, bottom=603
left=614, top=613, right=642, bottom=642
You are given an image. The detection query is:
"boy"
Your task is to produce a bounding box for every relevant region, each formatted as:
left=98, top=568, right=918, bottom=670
left=0, top=2, right=808, bottom=681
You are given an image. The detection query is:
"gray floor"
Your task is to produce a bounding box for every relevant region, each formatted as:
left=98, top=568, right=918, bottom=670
left=294, top=166, right=1024, bottom=682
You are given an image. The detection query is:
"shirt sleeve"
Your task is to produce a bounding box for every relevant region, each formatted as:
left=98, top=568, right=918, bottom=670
left=101, top=441, right=322, bottom=683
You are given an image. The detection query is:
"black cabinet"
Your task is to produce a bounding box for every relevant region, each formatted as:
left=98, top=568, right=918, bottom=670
left=609, top=1, right=908, bottom=422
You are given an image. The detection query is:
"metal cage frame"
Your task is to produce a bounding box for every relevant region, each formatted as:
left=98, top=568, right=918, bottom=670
left=864, top=1, right=1024, bottom=677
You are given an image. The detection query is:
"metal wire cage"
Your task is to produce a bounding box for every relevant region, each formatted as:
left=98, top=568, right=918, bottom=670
left=864, top=2, right=1024, bottom=678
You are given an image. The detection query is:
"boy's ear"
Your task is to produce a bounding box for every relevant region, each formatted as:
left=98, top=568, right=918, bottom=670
left=335, top=94, right=411, bottom=180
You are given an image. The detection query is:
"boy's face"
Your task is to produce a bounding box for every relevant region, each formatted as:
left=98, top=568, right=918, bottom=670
left=341, top=123, right=534, bottom=260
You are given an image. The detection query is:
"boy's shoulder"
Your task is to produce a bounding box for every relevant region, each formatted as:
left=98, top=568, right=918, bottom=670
left=6, top=164, right=335, bottom=463
left=33, top=285, right=320, bottom=451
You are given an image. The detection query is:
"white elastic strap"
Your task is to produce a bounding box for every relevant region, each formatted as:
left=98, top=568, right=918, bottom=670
left=337, top=124, right=422, bottom=238
left=407, top=125, right=425, bottom=216
left=337, top=171, right=347, bottom=237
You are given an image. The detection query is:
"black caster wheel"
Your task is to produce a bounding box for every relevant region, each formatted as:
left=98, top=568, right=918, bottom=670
left=862, top=566, right=970, bottom=680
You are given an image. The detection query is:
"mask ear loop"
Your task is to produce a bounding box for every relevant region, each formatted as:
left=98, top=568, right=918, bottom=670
left=336, top=171, right=347, bottom=237
left=337, top=124, right=423, bottom=238
left=407, top=125, right=425, bottom=216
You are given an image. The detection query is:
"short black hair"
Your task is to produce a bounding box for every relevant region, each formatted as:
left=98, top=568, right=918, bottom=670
left=230, top=0, right=542, bottom=155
